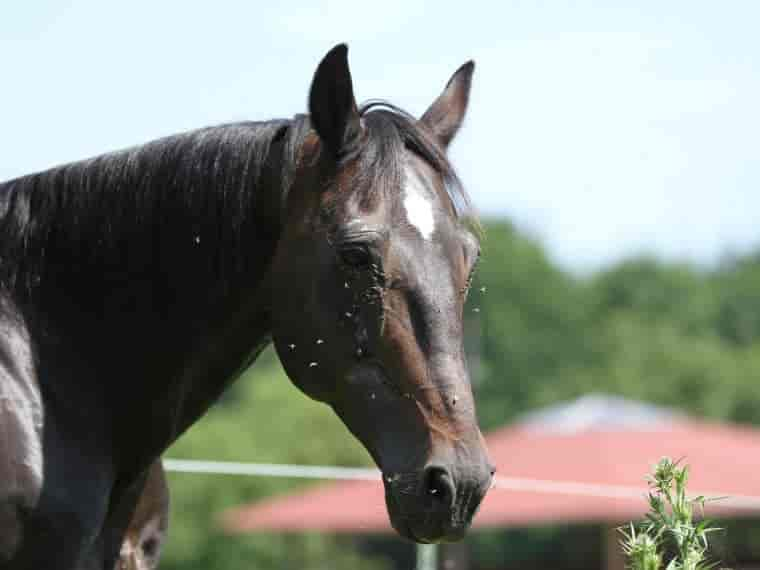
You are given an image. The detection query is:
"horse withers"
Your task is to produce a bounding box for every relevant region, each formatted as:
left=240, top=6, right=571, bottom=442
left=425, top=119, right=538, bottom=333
left=0, top=44, right=492, bottom=568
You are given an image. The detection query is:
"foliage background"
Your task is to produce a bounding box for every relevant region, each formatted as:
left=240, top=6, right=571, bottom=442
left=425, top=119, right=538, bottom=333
left=163, top=220, right=760, bottom=569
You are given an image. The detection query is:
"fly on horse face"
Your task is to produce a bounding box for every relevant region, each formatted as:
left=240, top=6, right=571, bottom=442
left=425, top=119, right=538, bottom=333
left=0, top=44, right=493, bottom=568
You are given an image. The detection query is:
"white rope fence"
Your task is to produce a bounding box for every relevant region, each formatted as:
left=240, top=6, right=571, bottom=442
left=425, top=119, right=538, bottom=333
left=164, top=459, right=379, bottom=481
left=163, top=458, right=760, bottom=512
left=163, top=458, right=760, bottom=570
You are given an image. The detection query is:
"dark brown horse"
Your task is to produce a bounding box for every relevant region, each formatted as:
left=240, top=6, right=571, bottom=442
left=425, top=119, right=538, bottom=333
left=0, top=44, right=492, bottom=568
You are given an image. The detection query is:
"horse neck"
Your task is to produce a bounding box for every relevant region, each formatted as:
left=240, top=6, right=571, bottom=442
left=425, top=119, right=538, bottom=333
left=1, top=123, right=295, bottom=422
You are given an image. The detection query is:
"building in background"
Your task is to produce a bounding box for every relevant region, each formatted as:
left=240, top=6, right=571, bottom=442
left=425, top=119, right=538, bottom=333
left=223, top=395, right=760, bottom=570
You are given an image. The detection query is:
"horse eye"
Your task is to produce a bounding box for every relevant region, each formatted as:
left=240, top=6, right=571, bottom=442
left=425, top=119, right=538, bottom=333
left=339, top=245, right=371, bottom=268
left=142, top=537, right=159, bottom=557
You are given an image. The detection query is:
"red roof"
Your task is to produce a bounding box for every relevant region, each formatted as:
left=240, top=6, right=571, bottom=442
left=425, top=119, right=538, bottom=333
left=222, top=396, right=760, bottom=534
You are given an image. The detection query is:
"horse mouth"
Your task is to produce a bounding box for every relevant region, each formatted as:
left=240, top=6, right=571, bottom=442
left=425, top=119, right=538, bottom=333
left=384, top=481, right=467, bottom=544
left=396, top=519, right=429, bottom=543
left=390, top=513, right=468, bottom=544
left=390, top=514, right=434, bottom=544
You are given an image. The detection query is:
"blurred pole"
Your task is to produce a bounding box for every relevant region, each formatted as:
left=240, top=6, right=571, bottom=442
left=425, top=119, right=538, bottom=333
left=416, top=543, right=438, bottom=570
left=437, top=542, right=469, bottom=570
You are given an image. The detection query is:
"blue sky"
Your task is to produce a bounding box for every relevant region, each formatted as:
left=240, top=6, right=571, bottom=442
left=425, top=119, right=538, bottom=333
left=1, top=1, right=758, bottom=270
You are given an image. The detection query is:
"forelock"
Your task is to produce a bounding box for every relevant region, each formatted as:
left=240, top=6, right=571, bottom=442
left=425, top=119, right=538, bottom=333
left=352, top=102, right=476, bottom=228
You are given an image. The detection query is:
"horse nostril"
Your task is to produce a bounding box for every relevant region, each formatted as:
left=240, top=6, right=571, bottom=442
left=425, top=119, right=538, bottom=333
left=423, top=466, right=455, bottom=507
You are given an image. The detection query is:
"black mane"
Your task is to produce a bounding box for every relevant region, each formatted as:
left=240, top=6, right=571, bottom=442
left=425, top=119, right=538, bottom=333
left=0, top=117, right=310, bottom=294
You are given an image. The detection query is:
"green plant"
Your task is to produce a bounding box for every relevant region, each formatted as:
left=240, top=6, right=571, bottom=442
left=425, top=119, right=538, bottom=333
left=620, top=457, right=729, bottom=570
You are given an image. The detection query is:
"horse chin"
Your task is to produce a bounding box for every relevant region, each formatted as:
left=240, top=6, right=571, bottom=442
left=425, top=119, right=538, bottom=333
left=387, top=508, right=470, bottom=544
left=389, top=517, right=421, bottom=543
left=384, top=483, right=471, bottom=544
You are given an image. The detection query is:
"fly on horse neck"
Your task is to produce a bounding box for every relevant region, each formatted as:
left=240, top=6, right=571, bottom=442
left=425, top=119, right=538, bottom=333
left=0, top=44, right=493, bottom=568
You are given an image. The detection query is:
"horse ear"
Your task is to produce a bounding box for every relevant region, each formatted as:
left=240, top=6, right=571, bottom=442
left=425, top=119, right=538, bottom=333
left=308, top=44, right=362, bottom=158
left=420, top=61, right=475, bottom=148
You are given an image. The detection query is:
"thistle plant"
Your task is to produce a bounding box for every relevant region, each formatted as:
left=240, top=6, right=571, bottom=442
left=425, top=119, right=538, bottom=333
left=620, top=457, right=729, bottom=570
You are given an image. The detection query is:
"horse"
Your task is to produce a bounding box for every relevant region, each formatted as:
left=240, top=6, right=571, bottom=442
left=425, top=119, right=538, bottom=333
left=0, top=43, right=493, bottom=568
left=79, top=461, right=168, bottom=570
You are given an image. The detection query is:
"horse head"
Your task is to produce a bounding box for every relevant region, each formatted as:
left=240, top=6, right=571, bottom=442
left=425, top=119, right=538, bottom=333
left=270, top=45, right=493, bottom=543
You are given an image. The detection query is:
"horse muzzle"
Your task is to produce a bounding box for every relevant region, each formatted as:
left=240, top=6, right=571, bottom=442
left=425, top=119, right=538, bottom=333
left=383, top=460, right=493, bottom=543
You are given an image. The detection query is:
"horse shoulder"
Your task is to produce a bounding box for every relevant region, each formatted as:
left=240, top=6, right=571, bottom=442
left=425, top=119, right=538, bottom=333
left=0, top=293, right=44, bottom=561
left=0, top=293, right=116, bottom=567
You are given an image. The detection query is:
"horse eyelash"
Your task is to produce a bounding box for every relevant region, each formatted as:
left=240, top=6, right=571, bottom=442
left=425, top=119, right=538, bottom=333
left=462, top=258, right=480, bottom=299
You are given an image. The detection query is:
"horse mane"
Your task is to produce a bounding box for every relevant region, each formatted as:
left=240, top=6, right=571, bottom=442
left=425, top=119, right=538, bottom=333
left=0, top=117, right=311, bottom=293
